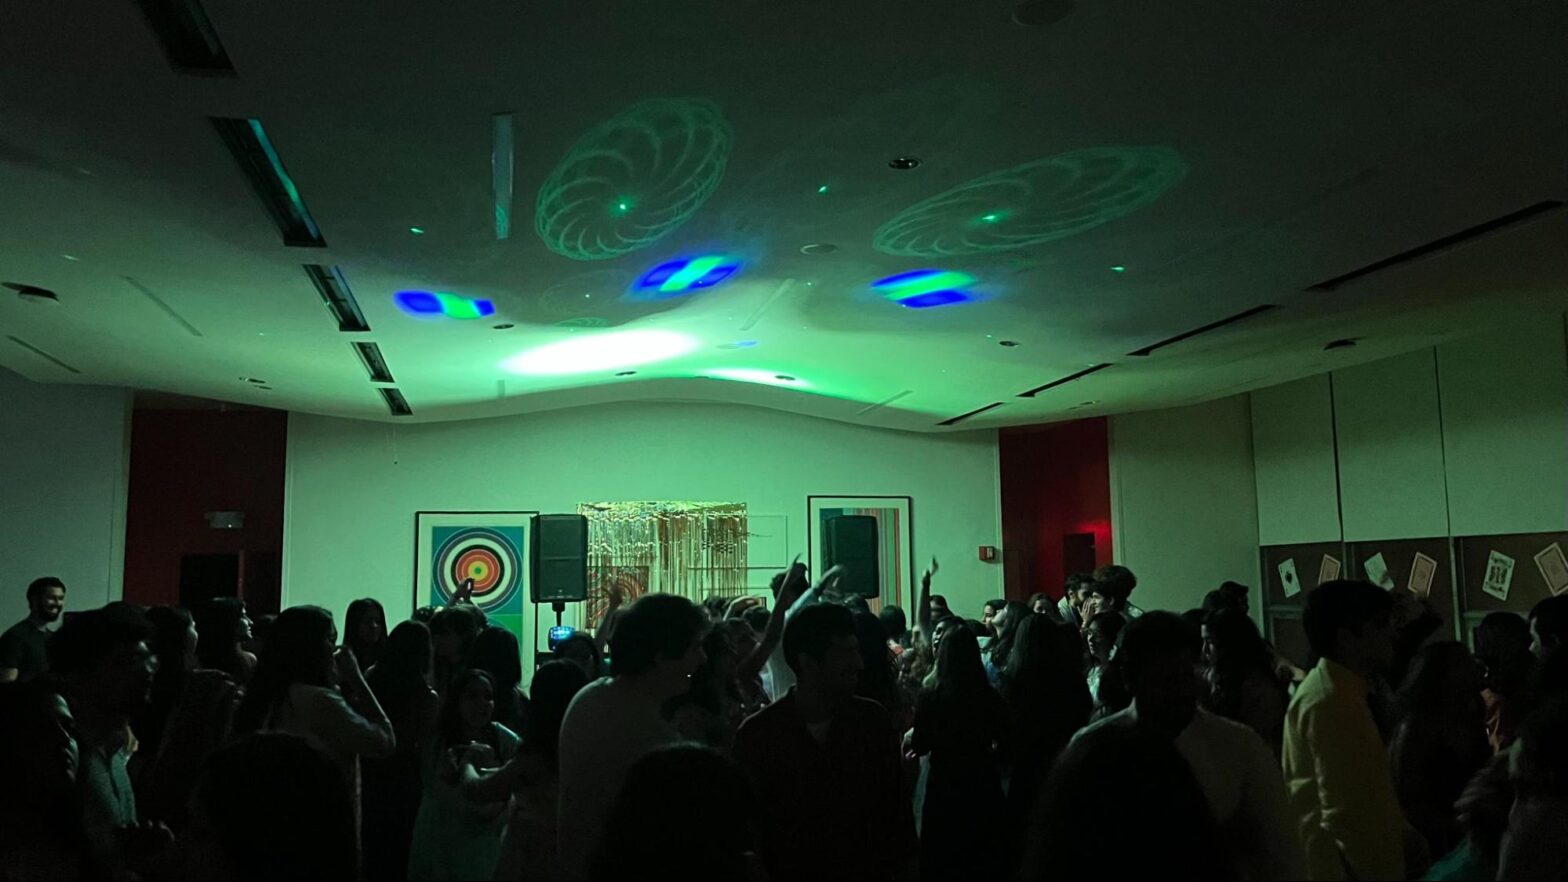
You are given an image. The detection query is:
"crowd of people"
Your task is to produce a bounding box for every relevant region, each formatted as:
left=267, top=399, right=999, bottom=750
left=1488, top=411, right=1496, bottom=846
left=2, top=562, right=1567, bottom=881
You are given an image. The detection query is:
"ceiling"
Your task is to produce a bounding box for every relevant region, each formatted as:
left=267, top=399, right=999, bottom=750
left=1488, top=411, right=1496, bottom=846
left=2, top=0, right=1566, bottom=432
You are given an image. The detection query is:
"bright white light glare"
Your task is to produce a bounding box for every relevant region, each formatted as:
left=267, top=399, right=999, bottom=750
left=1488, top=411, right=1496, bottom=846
left=501, top=329, right=698, bottom=375
left=706, top=368, right=808, bottom=388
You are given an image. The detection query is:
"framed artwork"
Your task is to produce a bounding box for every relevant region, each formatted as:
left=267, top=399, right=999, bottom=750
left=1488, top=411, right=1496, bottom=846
left=413, top=511, right=537, bottom=638
left=806, top=495, right=914, bottom=610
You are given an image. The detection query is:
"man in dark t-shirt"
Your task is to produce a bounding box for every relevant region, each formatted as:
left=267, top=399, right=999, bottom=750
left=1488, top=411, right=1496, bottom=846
left=734, top=603, right=916, bottom=881
left=0, top=576, right=67, bottom=682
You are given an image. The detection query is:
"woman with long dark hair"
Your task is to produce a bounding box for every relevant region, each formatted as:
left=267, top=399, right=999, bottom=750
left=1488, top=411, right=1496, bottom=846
left=853, top=610, right=912, bottom=730
left=232, top=604, right=394, bottom=865
left=667, top=624, right=745, bottom=752
left=407, top=669, right=520, bottom=880
left=1390, top=641, right=1490, bottom=862
left=911, top=626, right=1008, bottom=880
left=363, top=621, right=440, bottom=882
left=983, top=601, right=1030, bottom=685
left=193, top=597, right=257, bottom=685
left=998, top=614, right=1091, bottom=871
left=1201, top=608, right=1288, bottom=755
left=344, top=598, right=388, bottom=672
left=470, top=626, right=528, bottom=736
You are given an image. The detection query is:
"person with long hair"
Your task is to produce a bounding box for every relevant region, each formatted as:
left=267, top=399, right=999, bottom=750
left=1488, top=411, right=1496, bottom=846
left=983, top=601, right=1030, bottom=685
left=192, top=597, right=257, bottom=685
left=998, top=614, right=1091, bottom=871
left=232, top=604, right=394, bottom=867
left=910, top=625, right=1008, bottom=880
left=462, top=660, right=589, bottom=881
left=880, top=604, right=912, bottom=656
left=1389, top=641, right=1490, bottom=863
left=408, top=668, right=520, bottom=880
left=666, top=624, right=746, bottom=752
left=1201, top=608, right=1289, bottom=755
left=1083, top=609, right=1126, bottom=714
left=344, top=599, right=388, bottom=672
left=1474, top=611, right=1537, bottom=752
left=362, top=621, right=440, bottom=882
left=470, top=626, right=528, bottom=735
left=852, top=610, right=912, bottom=729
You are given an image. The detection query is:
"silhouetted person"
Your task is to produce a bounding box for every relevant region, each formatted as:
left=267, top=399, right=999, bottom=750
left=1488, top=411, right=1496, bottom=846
left=471, top=625, right=528, bottom=735
left=1, top=576, right=66, bottom=682
left=363, top=621, right=440, bottom=882
left=735, top=602, right=916, bottom=881
left=1389, top=642, right=1490, bottom=864
left=192, top=597, right=257, bottom=686
left=1201, top=608, right=1288, bottom=755
left=344, top=598, right=388, bottom=672
left=1283, top=580, right=1403, bottom=881
left=1474, top=611, right=1537, bottom=752
left=557, top=594, right=707, bottom=879
left=1530, top=595, right=1568, bottom=660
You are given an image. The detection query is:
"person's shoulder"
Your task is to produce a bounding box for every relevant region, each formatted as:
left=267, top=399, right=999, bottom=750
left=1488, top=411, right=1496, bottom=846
left=0, top=618, right=28, bottom=642
left=560, top=678, right=615, bottom=723
left=1194, top=707, right=1271, bottom=752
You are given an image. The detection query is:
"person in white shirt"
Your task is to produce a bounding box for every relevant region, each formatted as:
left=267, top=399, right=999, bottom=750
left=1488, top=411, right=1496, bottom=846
left=556, top=593, right=708, bottom=880
left=1072, top=611, right=1305, bottom=881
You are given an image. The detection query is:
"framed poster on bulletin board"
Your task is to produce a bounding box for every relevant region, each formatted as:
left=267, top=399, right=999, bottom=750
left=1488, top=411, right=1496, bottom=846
left=1457, top=532, right=1568, bottom=615
left=1345, top=537, right=1457, bottom=638
left=1260, top=542, right=1346, bottom=608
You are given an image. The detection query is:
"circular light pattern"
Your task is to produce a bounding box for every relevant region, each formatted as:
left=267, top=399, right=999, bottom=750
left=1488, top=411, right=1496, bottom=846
left=888, top=156, right=921, bottom=170
left=873, top=146, right=1187, bottom=257
left=535, top=98, right=733, bottom=261
left=431, top=527, right=523, bottom=612
left=502, top=329, right=698, bottom=376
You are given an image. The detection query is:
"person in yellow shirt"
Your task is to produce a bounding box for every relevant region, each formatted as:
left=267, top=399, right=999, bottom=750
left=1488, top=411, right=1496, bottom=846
left=1283, top=580, right=1404, bottom=881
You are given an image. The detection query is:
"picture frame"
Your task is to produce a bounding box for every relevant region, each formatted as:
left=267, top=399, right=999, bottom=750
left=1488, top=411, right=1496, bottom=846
left=806, top=495, right=914, bottom=610
left=413, top=510, right=538, bottom=638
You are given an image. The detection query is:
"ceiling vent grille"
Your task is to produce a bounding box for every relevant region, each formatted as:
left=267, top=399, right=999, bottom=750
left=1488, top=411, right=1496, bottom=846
left=1126, top=305, right=1277, bottom=357
left=134, top=0, right=236, bottom=74
left=380, top=388, right=412, bottom=417
left=353, top=342, right=394, bottom=383
left=304, top=265, right=370, bottom=333
left=7, top=336, right=80, bottom=374
left=210, top=118, right=325, bottom=247
left=1306, top=201, right=1565, bottom=292
left=938, top=402, right=1004, bottom=426
left=1018, top=363, right=1113, bottom=398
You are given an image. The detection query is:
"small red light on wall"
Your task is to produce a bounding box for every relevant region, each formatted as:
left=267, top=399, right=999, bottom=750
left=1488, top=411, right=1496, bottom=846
left=978, top=546, right=998, bottom=562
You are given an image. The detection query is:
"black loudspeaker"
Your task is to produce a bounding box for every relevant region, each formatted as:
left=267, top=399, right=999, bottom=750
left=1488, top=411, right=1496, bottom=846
left=531, top=514, right=588, bottom=603
left=824, top=515, right=881, bottom=598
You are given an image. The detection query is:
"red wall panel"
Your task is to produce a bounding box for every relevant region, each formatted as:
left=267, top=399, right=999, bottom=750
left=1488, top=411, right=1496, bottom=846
left=999, top=417, right=1112, bottom=600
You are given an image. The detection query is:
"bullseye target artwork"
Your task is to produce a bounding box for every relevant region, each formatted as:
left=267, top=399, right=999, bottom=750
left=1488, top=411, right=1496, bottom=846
left=414, top=511, right=537, bottom=636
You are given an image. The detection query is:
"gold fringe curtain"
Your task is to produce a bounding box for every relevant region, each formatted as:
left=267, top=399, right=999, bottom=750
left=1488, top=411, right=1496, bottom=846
left=578, top=501, right=747, bottom=627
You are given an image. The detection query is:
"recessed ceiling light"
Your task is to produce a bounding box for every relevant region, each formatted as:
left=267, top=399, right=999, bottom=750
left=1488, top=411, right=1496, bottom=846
left=239, top=377, right=267, bottom=384
left=62, top=254, right=79, bottom=262
left=615, top=370, right=637, bottom=377
left=707, top=368, right=807, bottom=387
left=716, top=340, right=758, bottom=350
left=980, top=213, right=1004, bottom=223
left=1324, top=338, right=1359, bottom=351
left=998, top=340, right=1020, bottom=347
left=492, top=323, right=515, bottom=330
left=1079, top=400, right=1099, bottom=407
left=502, top=329, right=698, bottom=376
left=817, top=185, right=830, bottom=194
left=800, top=243, right=838, bottom=255
left=611, top=197, right=635, bottom=216
left=1110, top=265, right=1127, bottom=273
left=888, top=156, right=921, bottom=170
left=409, top=227, right=425, bottom=235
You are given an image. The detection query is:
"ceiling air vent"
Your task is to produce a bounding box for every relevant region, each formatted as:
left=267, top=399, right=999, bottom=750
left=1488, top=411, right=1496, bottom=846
left=1306, top=201, right=1565, bottom=292
left=7, top=336, right=80, bottom=374
left=1126, top=305, right=1277, bottom=357
left=134, top=0, right=236, bottom=74
left=380, top=388, right=412, bottom=417
left=353, top=342, right=395, bottom=384
left=1018, top=363, right=1113, bottom=398
left=304, top=265, right=370, bottom=333
left=210, top=118, right=325, bottom=247
left=938, top=402, right=1004, bottom=426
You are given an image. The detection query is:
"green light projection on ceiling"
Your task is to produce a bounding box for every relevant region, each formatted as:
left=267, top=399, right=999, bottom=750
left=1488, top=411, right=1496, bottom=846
left=535, top=98, right=733, bottom=261
left=873, top=146, right=1187, bottom=257
left=501, top=329, right=698, bottom=375
left=706, top=368, right=808, bottom=388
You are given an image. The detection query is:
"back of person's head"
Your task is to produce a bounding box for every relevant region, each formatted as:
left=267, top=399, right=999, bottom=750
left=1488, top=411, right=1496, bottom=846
left=932, top=623, right=990, bottom=699
left=1023, top=723, right=1235, bottom=880
left=470, top=626, right=523, bottom=690
left=1202, top=608, right=1271, bottom=672
left=145, top=605, right=196, bottom=675
left=429, top=604, right=481, bottom=641
left=1117, top=612, right=1201, bottom=699
left=963, top=618, right=989, bottom=639
left=193, top=597, right=251, bottom=676
left=27, top=576, right=65, bottom=602
left=841, top=594, right=871, bottom=615
left=1531, top=595, right=1568, bottom=657
left=366, top=620, right=432, bottom=727
left=878, top=604, right=908, bottom=642
left=524, top=660, right=588, bottom=764
left=185, top=732, right=355, bottom=881
left=930, top=593, right=950, bottom=611
left=553, top=632, right=602, bottom=679
left=411, top=606, right=436, bottom=624
left=609, top=594, right=706, bottom=677
left=851, top=610, right=897, bottom=705
left=233, top=606, right=334, bottom=734
left=783, top=602, right=857, bottom=675
left=1002, top=613, right=1089, bottom=710
left=1396, top=641, right=1481, bottom=722
left=741, top=604, right=770, bottom=636
left=1091, top=565, right=1138, bottom=603
left=1477, top=611, right=1533, bottom=670
left=592, top=744, right=759, bottom=880
left=1302, top=579, right=1395, bottom=660
left=702, top=595, right=729, bottom=622
left=46, top=605, right=155, bottom=713
left=1202, top=587, right=1246, bottom=614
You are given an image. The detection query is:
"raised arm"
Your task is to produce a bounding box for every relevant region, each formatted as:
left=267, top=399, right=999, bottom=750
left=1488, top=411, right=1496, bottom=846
left=915, top=557, right=938, bottom=637
left=739, top=563, right=810, bottom=680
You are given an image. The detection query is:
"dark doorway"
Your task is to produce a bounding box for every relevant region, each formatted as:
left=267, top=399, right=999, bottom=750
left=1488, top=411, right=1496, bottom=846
left=1062, top=532, right=1097, bottom=581
left=179, top=553, right=239, bottom=610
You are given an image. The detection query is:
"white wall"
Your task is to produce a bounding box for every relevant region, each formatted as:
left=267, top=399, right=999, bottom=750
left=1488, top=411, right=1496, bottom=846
left=284, top=402, right=1003, bottom=679
left=1251, top=374, right=1342, bottom=545
left=0, top=368, right=131, bottom=625
left=1109, top=395, right=1262, bottom=616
